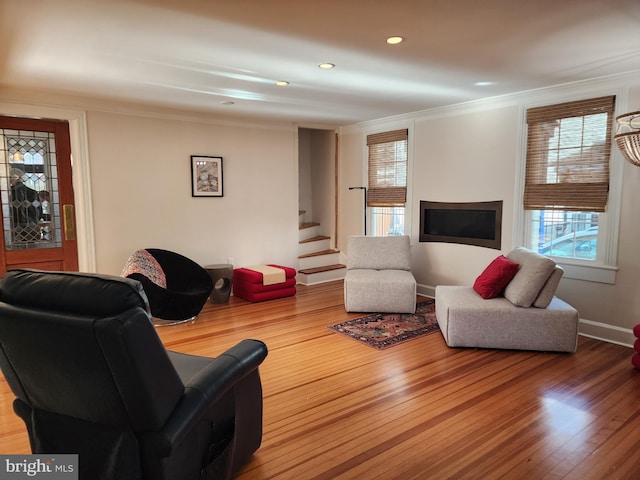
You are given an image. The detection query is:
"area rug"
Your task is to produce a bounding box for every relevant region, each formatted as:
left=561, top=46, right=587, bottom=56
left=327, top=300, right=439, bottom=350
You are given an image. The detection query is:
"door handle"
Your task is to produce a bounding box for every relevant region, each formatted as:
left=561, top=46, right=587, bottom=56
left=63, top=204, right=75, bottom=241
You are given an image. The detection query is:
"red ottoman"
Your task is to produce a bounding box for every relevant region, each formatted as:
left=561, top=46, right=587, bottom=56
left=233, top=264, right=297, bottom=302
left=633, top=324, right=640, bottom=370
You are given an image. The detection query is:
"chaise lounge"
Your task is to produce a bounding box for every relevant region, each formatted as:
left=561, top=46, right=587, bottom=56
left=435, top=247, right=579, bottom=352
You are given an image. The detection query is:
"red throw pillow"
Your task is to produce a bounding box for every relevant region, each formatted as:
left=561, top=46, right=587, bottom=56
left=473, top=255, right=520, bottom=299
left=634, top=324, right=640, bottom=339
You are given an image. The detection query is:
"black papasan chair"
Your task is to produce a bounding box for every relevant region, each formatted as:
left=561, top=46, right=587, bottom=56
left=0, top=269, right=268, bottom=480
left=122, top=248, right=213, bottom=324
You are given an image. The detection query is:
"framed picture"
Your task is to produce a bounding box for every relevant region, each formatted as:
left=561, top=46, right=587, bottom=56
left=191, top=155, right=223, bottom=197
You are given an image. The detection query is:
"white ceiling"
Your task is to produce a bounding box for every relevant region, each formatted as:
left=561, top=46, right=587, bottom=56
left=1, top=0, right=639, bottom=126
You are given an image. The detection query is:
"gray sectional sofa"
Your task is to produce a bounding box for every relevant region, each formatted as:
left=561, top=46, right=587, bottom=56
left=435, top=247, right=579, bottom=352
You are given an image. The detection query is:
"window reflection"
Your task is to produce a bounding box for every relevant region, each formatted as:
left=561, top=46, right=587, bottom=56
left=542, top=394, right=591, bottom=436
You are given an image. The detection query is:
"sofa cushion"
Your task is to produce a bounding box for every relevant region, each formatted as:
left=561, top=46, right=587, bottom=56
left=347, top=235, right=411, bottom=271
left=344, top=269, right=416, bottom=313
left=473, top=255, right=520, bottom=299
left=533, top=265, right=564, bottom=308
left=504, top=247, right=556, bottom=307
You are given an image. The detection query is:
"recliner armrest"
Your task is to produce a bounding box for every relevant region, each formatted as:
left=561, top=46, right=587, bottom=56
left=141, top=339, right=268, bottom=456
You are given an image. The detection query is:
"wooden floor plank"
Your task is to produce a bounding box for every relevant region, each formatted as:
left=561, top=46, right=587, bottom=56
left=1, top=280, right=639, bottom=479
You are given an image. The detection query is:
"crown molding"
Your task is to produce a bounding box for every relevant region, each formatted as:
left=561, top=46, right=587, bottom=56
left=340, top=69, right=640, bottom=135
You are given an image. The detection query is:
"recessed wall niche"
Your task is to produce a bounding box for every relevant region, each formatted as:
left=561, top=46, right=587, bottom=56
left=419, top=200, right=503, bottom=250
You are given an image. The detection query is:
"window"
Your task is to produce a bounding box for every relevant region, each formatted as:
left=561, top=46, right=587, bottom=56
left=367, top=129, right=408, bottom=236
left=523, top=96, right=615, bottom=267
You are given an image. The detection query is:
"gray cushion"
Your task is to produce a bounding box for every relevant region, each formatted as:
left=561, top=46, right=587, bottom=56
left=533, top=265, right=564, bottom=308
left=344, top=269, right=416, bottom=313
left=504, top=247, right=556, bottom=307
left=347, top=235, right=411, bottom=270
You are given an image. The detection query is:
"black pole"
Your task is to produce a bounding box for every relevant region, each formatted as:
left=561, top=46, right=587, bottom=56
left=348, top=186, right=367, bottom=235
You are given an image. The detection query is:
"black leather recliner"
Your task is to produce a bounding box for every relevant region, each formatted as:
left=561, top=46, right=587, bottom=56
left=0, top=269, right=267, bottom=480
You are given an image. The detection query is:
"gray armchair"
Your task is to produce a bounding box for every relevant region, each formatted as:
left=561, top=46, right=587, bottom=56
left=344, top=235, right=417, bottom=313
left=0, top=269, right=267, bottom=480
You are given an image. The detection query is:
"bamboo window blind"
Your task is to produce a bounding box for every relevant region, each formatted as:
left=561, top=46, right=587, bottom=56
left=367, top=129, right=408, bottom=207
left=524, top=95, right=615, bottom=212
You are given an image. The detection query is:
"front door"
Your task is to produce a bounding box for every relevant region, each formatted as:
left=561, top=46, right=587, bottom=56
left=0, top=116, right=78, bottom=273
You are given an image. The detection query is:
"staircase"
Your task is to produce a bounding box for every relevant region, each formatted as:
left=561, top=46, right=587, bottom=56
left=297, top=211, right=346, bottom=285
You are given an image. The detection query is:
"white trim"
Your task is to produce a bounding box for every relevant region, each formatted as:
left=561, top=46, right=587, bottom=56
left=0, top=101, right=96, bottom=272
left=557, top=262, right=618, bottom=284
left=405, top=122, right=415, bottom=239
left=579, top=318, right=635, bottom=348
left=603, top=93, right=627, bottom=267
left=342, top=70, right=640, bottom=134
left=417, top=282, right=436, bottom=298
left=1, top=86, right=300, bottom=133
left=511, top=104, right=528, bottom=249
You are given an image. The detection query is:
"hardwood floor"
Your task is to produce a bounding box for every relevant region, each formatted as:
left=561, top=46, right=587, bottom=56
left=1, top=280, right=639, bottom=479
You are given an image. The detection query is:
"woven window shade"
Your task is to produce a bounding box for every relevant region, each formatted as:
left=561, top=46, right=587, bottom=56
left=367, top=129, right=408, bottom=206
left=524, top=96, right=615, bottom=212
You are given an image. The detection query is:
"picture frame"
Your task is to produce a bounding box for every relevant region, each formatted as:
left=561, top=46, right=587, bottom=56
left=191, top=155, right=223, bottom=197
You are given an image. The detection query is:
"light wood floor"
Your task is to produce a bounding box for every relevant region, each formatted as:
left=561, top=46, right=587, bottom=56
left=1, top=280, right=639, bottom=479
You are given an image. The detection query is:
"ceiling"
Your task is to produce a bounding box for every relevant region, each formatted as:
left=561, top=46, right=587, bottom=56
left=1, top=0, right=639, bottom=126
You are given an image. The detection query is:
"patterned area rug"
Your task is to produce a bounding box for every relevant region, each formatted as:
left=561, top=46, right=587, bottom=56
left=327, top=300, right=440, bottom=350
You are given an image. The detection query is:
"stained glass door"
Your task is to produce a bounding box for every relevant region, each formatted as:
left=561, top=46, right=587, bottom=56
left=0, top=116, right=78, bottom=273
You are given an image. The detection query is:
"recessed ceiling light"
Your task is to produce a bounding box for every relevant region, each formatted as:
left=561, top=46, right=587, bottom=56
left=275, top=80, right=289, bottom=86
left=474, top=81, right=494, bottom=86
left=386, top=36, right=404, bottom=45
left=318, top=63, right=335, bottom=69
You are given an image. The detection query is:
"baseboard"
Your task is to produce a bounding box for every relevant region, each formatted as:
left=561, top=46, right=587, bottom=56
left=418, top=282, right=635, bottom=349
left=417, top=283, right=436, bottom=298
left=579, top=318, right=635, bottom=348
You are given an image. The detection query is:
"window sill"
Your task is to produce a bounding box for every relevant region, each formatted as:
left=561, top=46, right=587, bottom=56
left=555, top=261, right=618, bottom=284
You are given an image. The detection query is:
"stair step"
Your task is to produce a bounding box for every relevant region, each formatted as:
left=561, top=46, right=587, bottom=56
left=299, top=222, right=320, bottom=230
left=299, top=223, right=320, bottom=241
left=297, top=263, right=347, bottom=285
left=299, top=235, right=330, bottom=244
left=298, top=264, right=346, bottom=275
left=299, top=250, right=341, bottom=270
left=299, top=249, right=340, bottom=259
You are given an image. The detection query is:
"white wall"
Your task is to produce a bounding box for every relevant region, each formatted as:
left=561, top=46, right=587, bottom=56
left=339, top=73, right=640, bottom=346
left=298, top=127, right=336, bottom=242
left=338, top=129, right=368, bottom=243
left=0, top=92, right=303, bottom=275
left=309, top=129, right=335, bottom=242
left=410, top=105, right=520, bottom=287
left=298, top=129, right=312, bottom=218
left=86, top=110, right=300, bottom=274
